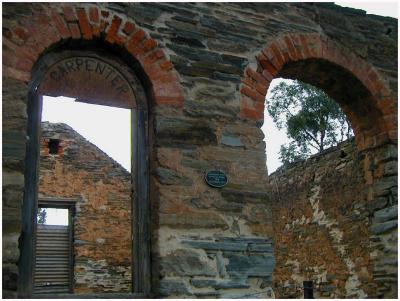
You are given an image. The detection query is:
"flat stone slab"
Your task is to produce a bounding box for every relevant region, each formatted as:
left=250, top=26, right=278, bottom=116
left=182, top=240, right=248, bottom=252
left=374, top=205, right=397, bottom=223
left=225, top=254, right=275, bottom=277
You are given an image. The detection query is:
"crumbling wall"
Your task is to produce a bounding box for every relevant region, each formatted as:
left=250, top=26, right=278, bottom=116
left=268, top=139, right=397, bottom=298
left=38, top=122, right=132, bottom=293
left=2, top=2, right=397, bottom=298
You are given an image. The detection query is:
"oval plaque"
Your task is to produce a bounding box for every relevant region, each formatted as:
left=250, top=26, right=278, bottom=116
left=205, top=170, right=228, bottom=188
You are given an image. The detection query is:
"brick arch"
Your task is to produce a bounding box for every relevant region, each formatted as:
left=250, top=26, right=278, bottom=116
left=2, top=4, right=184, bottom=107
left=240, top=33, right=396, bottom=150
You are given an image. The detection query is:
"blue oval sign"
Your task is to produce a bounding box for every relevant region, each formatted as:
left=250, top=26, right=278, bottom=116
left=205, top=170, right=228, bottom=188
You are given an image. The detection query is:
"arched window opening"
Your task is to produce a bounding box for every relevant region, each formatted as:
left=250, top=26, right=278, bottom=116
left=255, top=48, right=392, bottom=298
left=263, top=77, right=354, bottom=174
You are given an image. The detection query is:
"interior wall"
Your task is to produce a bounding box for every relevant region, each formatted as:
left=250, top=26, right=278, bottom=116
left=268, top=139, right=397, bottom=298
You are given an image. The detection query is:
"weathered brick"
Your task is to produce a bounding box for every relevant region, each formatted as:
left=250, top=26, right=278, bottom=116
left=77, top=8, right=92, bottom=39
left=62, top=5, right=77, bottom=22
left=105, top=15, right=122, bottom=43
left=51, top=9, right=71, bottom=39
left=122, top=21, right=135, bottom=35
left=68, top=22, right=81, bottom=39
left=89, top=6, right=99, bottom=23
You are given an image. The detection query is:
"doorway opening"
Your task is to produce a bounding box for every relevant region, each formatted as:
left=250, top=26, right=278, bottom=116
left=22, top=50, right=151, bottom=297
left=35, top=95, right=133, bottom=294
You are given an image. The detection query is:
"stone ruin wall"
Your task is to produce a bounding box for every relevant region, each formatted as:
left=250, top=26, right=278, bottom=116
left=2, top=2, right=397, bottom=298
left=268, top=139, right=397, bottom=298
left=39, top=122, right=132, bottom=293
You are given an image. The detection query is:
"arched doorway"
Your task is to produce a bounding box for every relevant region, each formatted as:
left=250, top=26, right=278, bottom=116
left=21, top=48, right=151, bottom=297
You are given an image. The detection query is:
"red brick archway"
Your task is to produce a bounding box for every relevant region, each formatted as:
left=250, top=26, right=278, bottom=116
left=240, top=33, right=397, bottom=150
left=2, top=4, right=184, bottom=107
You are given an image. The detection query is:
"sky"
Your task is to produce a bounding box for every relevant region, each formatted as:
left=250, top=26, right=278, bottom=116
left=40, top=1, right=398, bottom=176
left=42, top=96, right=131, bottom=171
left=40, top=208, right=69, bottom=226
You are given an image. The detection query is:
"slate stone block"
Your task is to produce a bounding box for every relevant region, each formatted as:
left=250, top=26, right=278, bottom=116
left=171, top=36, right=206, bottom=48
left=374, top=205, right=397, bottom=223
left=214, top=278, right=250, bottom=289
left=370, top=220, right=398, bottom=234
left=248, top=243, right=274, bottom=253
left=221, top=54, right=248, bottom=69
left=190, top=278, right=250, bottom=289
left=373, top=176, right=398, bottom=197
left=159, top=279, right=191, bottom=296
left=225, top=254, right=275, bottom=277
left=213, top=72, right=241, bottom=82
left=216, top=236, right=271, bottom=243
left=192, top=61, right=242, bottom=75
left=190, top=279, right=217, bottom=288
left=194, top=292, right=220, bottom=298
left=2, top=131, right=26, bottom=160
left=167, top=43, right=222, bottom=63
left=221, top=135, right=244, bottom=147
left=366, top=197, right=388, bottom=213
left=160, top=249, right=216, bottom=277
left=182, top=240, right=248, bottom=251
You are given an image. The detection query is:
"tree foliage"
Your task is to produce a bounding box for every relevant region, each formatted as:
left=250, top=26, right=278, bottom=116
left=37, top=208, right=47, bottom=224
left=266, top=80, right=353, bottom=165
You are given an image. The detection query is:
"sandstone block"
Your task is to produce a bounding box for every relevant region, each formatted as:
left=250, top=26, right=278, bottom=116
left=155, top=167, right=193, bottom=186
left=2, top=171, right=24, bottom=187
left=155, top=116, right=217, bottom=146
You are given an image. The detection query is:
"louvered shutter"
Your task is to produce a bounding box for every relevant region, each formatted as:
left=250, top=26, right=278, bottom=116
left=34, top=224, right=72, bottom=294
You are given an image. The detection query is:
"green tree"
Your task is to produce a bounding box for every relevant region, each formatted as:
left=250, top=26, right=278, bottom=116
left=37, top=208, right=47, bottom=224
left=267, top=79, right=353, bottom=165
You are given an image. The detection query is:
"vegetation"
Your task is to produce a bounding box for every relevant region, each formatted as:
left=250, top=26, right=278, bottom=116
left=37, top=208, right=47, bottom=224
left=267, top=79, right=353, bottom=165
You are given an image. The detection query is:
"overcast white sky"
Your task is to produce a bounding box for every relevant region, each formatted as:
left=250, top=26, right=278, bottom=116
left=41, top=1, right=398, bottom=176
left=42, top=97, right=131, bottom=171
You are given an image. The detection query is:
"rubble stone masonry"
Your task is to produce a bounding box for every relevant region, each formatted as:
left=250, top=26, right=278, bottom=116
left=2, top=2, right=397, bottom=298
left=268, top=139, right=397, bottom=298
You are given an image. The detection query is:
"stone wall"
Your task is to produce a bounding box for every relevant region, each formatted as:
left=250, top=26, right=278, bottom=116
left=2, top=2, right=397, bottom=298
left=268, top=139, right=397, bottom=298
left=39, top=122, right=132, bottom=293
